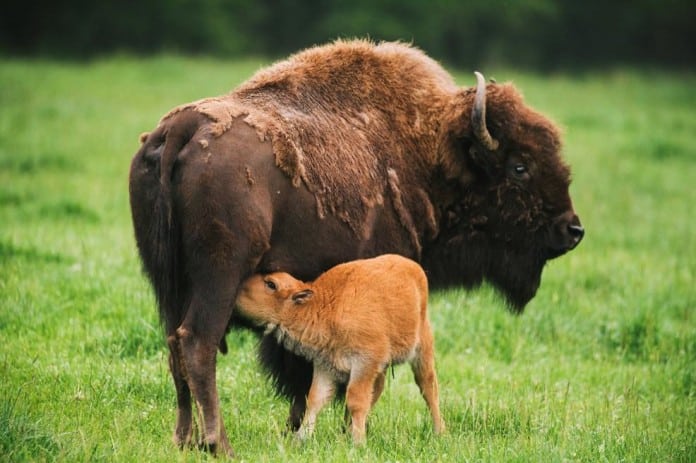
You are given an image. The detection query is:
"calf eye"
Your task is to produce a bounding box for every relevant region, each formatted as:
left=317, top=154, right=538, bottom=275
left=264, top=280, right=277, bottom=291
left=514, top=164, right=527, bottom=175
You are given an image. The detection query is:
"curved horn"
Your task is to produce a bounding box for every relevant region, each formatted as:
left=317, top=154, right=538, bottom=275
left=472, top=71, right=499, bottom=151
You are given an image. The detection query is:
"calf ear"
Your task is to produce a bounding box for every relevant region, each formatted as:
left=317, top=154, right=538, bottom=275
left=291, top=289, right=314, bottom=305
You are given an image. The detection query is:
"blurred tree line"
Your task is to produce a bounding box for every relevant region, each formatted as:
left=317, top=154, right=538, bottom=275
left=2, top=0, right=693, bottom=69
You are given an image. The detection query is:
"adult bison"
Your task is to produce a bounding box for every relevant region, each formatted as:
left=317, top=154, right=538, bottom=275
left=129, top=39, right=583, bottom=456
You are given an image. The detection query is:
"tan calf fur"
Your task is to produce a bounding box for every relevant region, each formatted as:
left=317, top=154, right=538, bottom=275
left=236, top=254, right=444, bottom=444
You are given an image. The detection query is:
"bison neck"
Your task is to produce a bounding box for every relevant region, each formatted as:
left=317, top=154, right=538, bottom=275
left=421, top=230, right=546, bottom=312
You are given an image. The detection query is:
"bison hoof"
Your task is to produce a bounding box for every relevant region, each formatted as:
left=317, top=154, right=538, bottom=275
left=198, top=440, right=235, bottom=458
left=173, top=430, right=193, bottom=450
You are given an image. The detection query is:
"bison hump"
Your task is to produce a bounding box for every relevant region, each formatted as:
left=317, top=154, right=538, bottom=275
left=161, top=40, right=453, bottom=237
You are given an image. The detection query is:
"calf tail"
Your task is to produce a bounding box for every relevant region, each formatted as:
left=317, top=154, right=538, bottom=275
left=419, top=268, right=430, bottom=322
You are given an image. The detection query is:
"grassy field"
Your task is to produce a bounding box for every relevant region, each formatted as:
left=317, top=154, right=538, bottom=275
left=1, top=56, right=694, bottom=462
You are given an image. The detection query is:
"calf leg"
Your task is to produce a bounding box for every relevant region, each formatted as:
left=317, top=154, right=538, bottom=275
left=371, top=370, right=386, bottom=407
left=343, top=370, right=386, bottom=432
left=411, top=321, right=445, bottom=434
left=296, top=366, right=336, bottom=441
left=345, top=364, right=381, bottom=444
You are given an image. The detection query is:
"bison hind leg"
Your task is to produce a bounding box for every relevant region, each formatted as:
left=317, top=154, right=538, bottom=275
left=167, top=335, right=194, bottom=448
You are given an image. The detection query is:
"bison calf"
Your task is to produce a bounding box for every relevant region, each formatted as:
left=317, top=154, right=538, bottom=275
left=236, top=254, right=445, bottom=444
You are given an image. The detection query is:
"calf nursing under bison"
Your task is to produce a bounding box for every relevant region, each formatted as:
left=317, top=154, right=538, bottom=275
left=235, top=254, right=444, bottom=444
left=129, top=39, right=583, bottom=455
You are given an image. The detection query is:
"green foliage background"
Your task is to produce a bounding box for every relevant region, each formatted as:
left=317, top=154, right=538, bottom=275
left=2, top=0, right=694, bottom=69
left=0, top=56, right=694, bottom=461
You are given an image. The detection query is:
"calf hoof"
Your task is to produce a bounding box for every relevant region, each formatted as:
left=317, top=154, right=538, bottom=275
left=351, top=434, right=367, bottom=446
left=294, top=425, right=313, bottom=443
left=341, top=419, right=371, bottom=436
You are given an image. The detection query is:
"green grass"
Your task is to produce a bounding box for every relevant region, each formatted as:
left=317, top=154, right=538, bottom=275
left=1, top=56, right=694, bottom=462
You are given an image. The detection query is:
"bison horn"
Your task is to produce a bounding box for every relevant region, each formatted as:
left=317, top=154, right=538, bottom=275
left=472, top=71, right=499, bottom=151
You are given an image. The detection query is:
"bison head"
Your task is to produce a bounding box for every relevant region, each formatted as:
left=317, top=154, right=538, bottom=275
left=424, top=72, right=584, bottom=311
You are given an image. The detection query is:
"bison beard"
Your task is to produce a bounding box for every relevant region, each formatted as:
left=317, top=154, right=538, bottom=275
left=129, top=39, right=583, bottom=454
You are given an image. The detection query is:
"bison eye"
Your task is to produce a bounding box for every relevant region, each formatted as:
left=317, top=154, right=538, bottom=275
left=510, top=163, right=530, bottom=180
left=264, top=280, right=277, bottom=291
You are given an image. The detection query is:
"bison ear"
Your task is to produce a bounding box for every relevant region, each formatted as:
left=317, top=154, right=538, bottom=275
left=291, top=289, right=314, bottom=305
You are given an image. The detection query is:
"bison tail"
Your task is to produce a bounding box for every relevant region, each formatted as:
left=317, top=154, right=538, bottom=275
left=150, top=191, right=182, bottom=333
left=149, top=115, right=199, bottom=332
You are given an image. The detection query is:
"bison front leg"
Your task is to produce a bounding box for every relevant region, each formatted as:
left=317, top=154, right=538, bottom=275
left=258, top=337, right=314, bottom=432
left=286, top=351, right=313, bottom=431
left=288, top=393, right=307, bottom=432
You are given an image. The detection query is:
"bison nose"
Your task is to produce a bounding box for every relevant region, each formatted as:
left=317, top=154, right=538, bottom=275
left=550, top=212, right=584, bottom=256
left=564, top=215, right=584, bottom=250
left=568, top=223, right=585, bottom=244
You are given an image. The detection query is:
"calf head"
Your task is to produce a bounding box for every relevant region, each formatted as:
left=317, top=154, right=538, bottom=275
left=236, top=273, right=314, bottom=326
left=426, top=73, right=584, bottom=311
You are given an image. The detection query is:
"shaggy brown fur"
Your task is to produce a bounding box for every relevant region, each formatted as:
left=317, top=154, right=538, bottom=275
left=129, top=39, right=583, bottom=455
left=236, top=254, right=444, bottom=444
left=161, top=39, right=456, bottom=238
